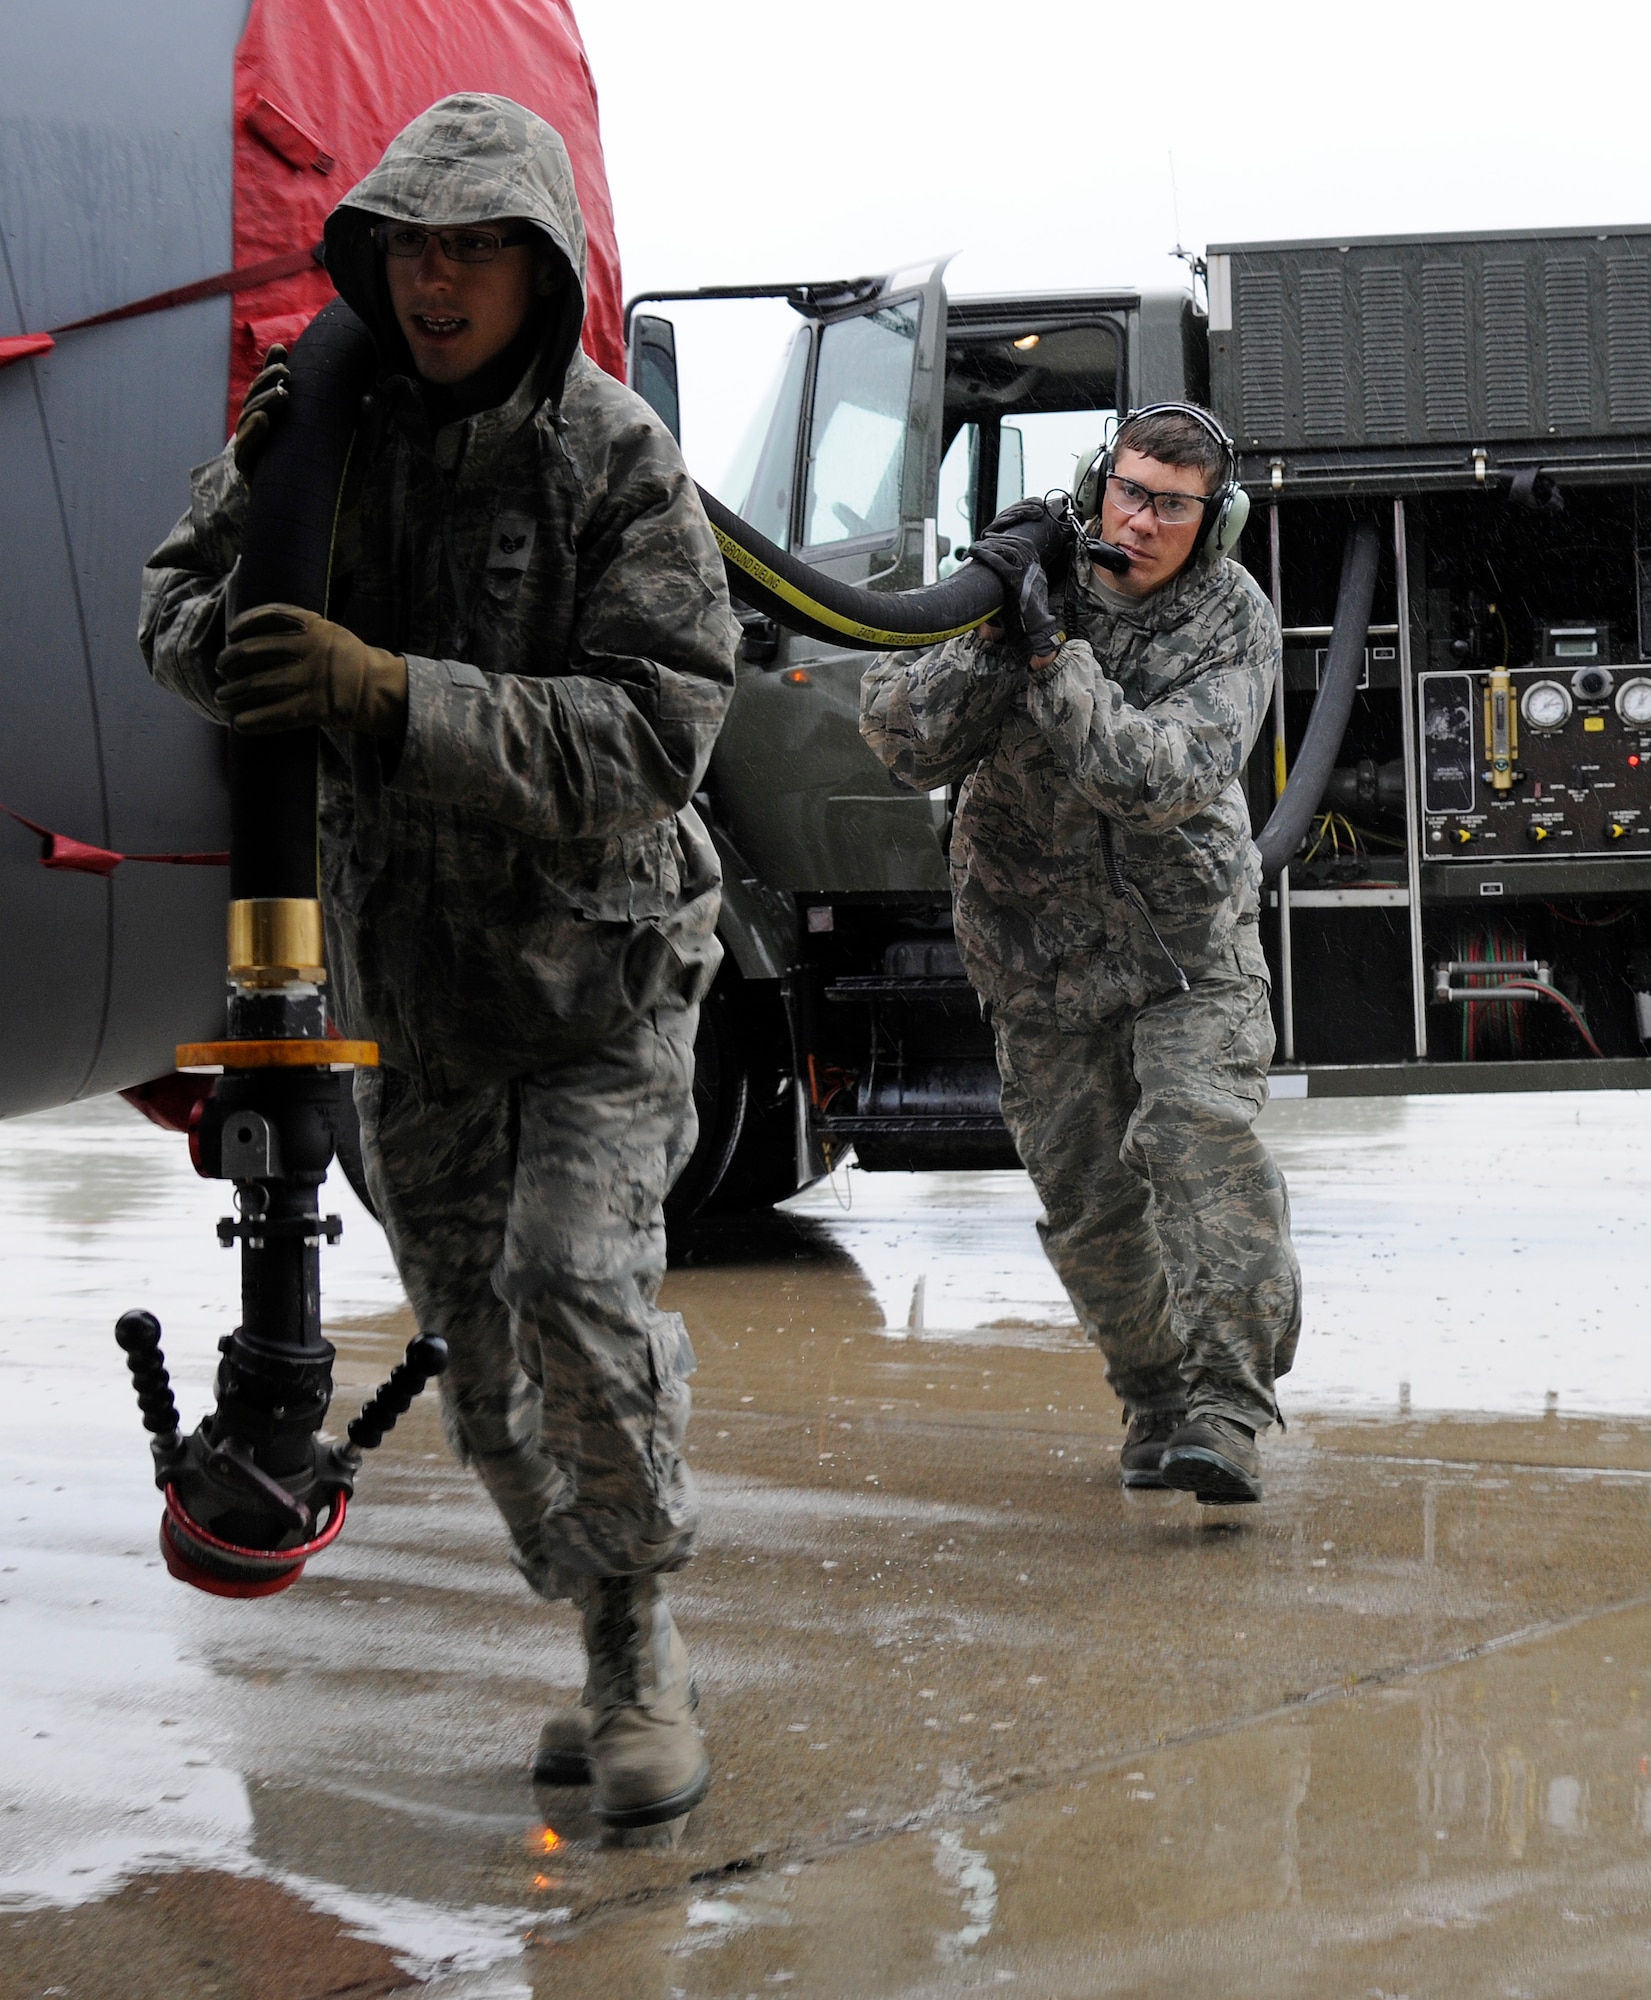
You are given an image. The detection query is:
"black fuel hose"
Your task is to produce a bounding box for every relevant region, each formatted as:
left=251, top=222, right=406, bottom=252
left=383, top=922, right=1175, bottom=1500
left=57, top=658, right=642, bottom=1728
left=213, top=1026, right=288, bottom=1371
left=698, top=486, right=1126, bottom=653
left=232, top=298, right=377, bottom=902
left=1255, top=518, right=1381, bottom=885
left=240, top=304, right=1107, bottom=689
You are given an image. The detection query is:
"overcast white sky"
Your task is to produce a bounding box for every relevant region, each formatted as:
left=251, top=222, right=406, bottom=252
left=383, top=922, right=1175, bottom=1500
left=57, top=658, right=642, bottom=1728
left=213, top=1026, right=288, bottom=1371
left=578, top=0, right=1651, bottom=487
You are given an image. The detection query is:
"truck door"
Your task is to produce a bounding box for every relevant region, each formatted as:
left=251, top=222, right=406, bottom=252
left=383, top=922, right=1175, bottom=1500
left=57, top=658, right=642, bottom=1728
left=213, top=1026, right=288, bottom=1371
left=706, top=260, right=955, bottom=897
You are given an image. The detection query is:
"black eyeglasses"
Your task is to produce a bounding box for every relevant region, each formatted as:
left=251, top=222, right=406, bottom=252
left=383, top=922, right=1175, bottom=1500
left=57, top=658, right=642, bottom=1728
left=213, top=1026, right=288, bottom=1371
left=373, top=223, right=535, bottom=265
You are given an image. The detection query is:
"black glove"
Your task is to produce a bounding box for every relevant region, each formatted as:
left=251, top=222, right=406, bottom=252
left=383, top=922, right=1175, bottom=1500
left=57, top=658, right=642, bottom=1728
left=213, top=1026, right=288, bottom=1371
left=978, top=496, right=1053, bottom=540
left=232, top=344, right=290, bottom=479
left=969, top=535, right=1062, bottom=659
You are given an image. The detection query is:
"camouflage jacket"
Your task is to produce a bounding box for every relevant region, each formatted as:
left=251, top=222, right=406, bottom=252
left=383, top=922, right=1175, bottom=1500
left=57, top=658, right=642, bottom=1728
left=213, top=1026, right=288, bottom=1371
left=860, top=550, right=1280, bottom=1026
left=140, top=96, right=739, bottom=1090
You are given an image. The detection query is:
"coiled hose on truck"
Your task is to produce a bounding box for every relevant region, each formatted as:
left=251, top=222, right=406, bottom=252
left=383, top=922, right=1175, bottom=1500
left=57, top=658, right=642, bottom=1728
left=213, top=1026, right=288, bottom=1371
left=1253, top=518, right=1381, bottom=885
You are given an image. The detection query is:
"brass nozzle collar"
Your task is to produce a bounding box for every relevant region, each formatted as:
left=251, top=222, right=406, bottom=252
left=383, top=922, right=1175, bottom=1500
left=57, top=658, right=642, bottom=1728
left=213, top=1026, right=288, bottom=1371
left=227, top=898, right=326, bottom=987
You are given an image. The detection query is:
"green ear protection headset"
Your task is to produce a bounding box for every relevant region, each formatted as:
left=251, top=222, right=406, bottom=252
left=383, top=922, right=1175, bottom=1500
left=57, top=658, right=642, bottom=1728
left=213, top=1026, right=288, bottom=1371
left=1073, top=402, right=1251, bottom=560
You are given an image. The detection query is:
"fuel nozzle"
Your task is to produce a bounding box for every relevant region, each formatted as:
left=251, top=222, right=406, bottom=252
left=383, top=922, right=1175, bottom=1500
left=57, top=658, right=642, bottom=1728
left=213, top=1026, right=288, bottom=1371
left=115, top=1304, right=447, bottom=1598
left=114, top=895, right=444, bottom=1598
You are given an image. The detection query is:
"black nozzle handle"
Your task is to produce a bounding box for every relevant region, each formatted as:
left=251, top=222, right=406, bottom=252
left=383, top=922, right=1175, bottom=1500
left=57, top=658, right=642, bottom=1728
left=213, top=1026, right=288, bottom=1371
left=347, top=1334, right=449, bottom=1453
left=115, top=1310, right=182, bottom=1445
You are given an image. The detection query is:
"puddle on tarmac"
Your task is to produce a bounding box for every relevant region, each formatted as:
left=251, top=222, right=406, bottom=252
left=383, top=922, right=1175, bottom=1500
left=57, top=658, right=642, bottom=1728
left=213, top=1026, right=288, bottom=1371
left=541, top=1601, right=1651, bottom=1997
left=4, top=1089, right=1651, bottom=1990
left=784, top=1090, right=1651, bottom=1416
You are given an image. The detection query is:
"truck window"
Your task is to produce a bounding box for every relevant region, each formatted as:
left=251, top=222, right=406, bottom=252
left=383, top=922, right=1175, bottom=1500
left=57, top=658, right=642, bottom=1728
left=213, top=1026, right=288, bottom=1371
left=802, top=299, right=922, bottom=549
left=935, top=410, right=1115, bottom=575
left=725, top=326, right=813, bottom=548
left=936, top=423, right=1025, bottom=576
left=936, top=319, right=1121, bottom=569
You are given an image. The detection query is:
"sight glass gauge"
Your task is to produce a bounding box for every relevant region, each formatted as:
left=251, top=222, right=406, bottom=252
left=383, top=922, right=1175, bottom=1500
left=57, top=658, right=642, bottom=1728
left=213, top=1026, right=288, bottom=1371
left=1616, top=677, right=1651, bottom=726
left=1521, top=679, right=1572, bottom=731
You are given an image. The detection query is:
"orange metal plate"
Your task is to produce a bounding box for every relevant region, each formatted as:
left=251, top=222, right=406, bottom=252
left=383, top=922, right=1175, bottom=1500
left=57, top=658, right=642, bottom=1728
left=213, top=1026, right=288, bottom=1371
left=175, top=1039, right=379, bottom=1071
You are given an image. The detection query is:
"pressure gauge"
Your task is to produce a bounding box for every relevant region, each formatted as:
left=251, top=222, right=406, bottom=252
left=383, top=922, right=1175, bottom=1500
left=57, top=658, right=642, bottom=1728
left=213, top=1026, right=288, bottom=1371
left=1521, top=679, right=1572, bottom=731
left=1616, top=676, right=1651, bottom=726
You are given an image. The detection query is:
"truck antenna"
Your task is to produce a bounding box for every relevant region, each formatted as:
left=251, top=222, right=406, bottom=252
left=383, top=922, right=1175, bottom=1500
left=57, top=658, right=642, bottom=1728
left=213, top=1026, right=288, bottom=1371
left=1167, top=151, right=1207, bottom=309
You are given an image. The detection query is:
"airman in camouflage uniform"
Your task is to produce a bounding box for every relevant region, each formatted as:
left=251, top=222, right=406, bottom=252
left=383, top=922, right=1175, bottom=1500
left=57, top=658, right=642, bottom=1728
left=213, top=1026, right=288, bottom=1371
left=861, top=407, right=1301, bottom=1503
left=140, top=95, right=737, bottom=1823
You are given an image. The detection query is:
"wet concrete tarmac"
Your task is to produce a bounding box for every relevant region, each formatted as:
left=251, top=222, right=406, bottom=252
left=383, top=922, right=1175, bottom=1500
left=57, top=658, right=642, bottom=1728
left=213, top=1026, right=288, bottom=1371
left=5, top=1093, right=1651, bottom=1997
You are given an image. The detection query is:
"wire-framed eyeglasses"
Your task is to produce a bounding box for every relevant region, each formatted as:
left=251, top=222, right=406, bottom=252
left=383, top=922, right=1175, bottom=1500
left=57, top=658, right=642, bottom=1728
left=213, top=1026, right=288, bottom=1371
left=373, top=223, right=535, bottom=265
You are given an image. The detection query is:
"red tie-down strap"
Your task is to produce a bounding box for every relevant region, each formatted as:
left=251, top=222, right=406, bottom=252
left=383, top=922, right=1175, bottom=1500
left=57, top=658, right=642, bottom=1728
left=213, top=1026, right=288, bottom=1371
left=1, top=804, right=228, bottom=878
left=0, top=245, right=324, bottom=372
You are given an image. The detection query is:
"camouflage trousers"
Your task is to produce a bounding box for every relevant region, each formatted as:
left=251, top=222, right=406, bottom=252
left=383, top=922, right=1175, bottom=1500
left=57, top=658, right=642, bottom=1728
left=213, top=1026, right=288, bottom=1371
left=354, top=1005, right=701, bottom=1600
left=993, top=943, right=1301, bottom=1429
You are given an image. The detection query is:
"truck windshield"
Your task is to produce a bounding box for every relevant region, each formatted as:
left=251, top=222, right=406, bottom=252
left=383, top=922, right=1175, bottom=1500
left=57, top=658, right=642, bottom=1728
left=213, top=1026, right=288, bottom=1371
left=802, top=300, right=922, bottom=549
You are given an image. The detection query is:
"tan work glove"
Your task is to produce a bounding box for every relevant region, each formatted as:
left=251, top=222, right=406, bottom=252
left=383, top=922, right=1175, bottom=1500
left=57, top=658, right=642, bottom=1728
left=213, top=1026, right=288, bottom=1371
left=232, top=344, right=290, bottom=479
left=216, top=604, right=409, bottom=737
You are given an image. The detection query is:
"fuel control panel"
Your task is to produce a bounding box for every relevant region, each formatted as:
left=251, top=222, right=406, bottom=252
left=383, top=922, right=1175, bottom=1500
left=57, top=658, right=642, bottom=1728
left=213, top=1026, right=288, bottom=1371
left=1420, top=664, right=1651, bottom=860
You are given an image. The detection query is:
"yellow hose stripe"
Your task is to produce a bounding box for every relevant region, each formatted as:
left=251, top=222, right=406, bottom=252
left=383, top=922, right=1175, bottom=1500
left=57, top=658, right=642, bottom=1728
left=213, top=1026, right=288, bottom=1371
left=712, top=526, right=989, bottom=649
left=1273, top=739, right=1288, bottom=800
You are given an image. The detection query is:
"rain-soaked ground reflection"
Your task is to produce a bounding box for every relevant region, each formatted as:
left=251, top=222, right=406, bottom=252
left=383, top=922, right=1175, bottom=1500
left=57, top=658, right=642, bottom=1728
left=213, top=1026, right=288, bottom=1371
left=4, top=1087, right=1651, bottom=1994
left=790, top=1088, right=1651, bottom=1415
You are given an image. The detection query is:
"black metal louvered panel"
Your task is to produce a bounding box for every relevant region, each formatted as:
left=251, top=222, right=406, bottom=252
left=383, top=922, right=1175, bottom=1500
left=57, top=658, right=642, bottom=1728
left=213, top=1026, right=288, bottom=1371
left=1608, top=257, right=1651, bottom=425
left=1360, top=265, right=1408, bottom=438
left=1544, top=257, right=1592, bottom=430
left=1421, top=262, right=1470, bottom=433
left=1234, top=267, right=1286, bottom=443
left=1300, top=267, right=1348, bottom=440
left=1207, top=225, right=1651, bottom=457
left=1483, top=262, right=1532, bottom=433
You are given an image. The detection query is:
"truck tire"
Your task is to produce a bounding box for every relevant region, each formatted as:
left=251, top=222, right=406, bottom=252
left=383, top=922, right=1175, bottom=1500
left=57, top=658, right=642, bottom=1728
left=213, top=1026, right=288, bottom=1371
left=704, top=975, right=813, bottom=1215
left=665, top=969, right=813, bottom=1221
left=664, top=979, right=749, bottom=1222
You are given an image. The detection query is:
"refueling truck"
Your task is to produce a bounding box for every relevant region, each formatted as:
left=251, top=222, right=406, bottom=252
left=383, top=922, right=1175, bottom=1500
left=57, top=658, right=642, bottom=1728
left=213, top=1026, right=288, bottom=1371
left=629, top=227, right=1651, bottom=1215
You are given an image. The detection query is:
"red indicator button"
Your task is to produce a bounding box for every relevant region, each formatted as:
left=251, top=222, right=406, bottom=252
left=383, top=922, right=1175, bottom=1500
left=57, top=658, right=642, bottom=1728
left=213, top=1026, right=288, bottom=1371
left=1633, top=755, right=1642, bottom=768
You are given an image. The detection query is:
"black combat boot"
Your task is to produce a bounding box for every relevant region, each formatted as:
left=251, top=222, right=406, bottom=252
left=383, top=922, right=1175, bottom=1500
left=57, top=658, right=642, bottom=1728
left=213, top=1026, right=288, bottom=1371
left=582, top=1574, right=710, bottom=1828
left=1159, top=1413, right=1263, bottom=1505
left=1119, top=1406, right=1186, bottom=1490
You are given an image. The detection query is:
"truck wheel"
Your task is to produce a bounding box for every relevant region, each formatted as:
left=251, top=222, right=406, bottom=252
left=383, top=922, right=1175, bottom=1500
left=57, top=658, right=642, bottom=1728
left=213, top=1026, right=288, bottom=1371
left=705, top=1075, right=803, bottom=1214
left=704, top=976, right=816, bottom=1215
left=664, top=983, right=748, bottom=1223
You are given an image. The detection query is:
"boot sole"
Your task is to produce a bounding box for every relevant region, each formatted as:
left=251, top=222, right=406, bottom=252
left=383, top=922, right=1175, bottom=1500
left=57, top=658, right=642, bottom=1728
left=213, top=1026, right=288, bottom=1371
left=593, top=1759, right=710, bottom=1830
left=1159, top=1444, right=1262, bottom=1506
left=1120, top=1463, right=1168, bottom=1490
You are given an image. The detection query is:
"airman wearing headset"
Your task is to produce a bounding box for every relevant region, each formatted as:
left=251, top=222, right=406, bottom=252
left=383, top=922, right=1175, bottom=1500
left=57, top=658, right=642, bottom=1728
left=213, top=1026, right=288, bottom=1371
left=861, top=402, right=1301, bottom=1505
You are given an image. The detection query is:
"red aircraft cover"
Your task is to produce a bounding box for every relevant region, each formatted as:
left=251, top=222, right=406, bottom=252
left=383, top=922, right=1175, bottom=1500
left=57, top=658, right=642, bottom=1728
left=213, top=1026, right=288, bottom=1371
left=230, top=0, right=624, bottom=430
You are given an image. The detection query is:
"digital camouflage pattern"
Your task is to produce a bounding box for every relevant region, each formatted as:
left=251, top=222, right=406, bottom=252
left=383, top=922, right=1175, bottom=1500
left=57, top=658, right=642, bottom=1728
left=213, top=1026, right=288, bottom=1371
left=139, top=96, right=738, bottom=1584
left=994, top=951, right=1301, bottom=1430
left=354, top=1012, right=700, bottom=1592
left=861, top=547, right=1297, bottom=1424
left=861, top=551, right=1277, bottom=1024
left=141, top=93, right=740, bottom=1091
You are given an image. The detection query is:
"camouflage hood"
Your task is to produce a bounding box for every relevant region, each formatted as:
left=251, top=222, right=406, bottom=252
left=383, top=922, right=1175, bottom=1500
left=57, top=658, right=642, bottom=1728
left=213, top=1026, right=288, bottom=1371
left=324, top=93, right=588, bottom=403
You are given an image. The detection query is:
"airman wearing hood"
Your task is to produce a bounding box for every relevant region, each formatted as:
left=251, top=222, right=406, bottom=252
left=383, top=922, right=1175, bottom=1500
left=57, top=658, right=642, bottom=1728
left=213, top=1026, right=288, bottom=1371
left=141, top=94, right=737, bottom=1832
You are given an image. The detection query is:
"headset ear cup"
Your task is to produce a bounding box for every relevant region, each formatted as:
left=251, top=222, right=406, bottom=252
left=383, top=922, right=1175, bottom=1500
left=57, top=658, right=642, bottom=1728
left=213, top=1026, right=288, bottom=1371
left=1210, top=482, right=1250, bottom=556
left=1074, top=445, right=1108, bottom=520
